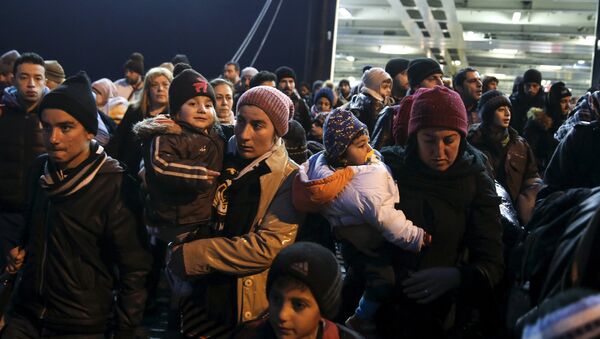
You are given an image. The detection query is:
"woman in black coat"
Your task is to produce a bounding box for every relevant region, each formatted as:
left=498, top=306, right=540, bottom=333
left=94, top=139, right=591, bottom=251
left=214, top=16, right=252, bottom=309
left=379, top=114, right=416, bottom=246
left=378, top=86, right=504, bottom=338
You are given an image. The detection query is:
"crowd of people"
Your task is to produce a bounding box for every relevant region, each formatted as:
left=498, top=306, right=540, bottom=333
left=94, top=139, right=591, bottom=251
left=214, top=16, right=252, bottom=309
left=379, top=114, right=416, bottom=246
left=0, top=48, right=599, bottom=339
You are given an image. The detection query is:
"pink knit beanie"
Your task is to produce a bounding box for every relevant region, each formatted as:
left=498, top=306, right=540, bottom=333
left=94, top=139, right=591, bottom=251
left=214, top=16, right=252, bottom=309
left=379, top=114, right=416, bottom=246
left=408, top=85, right=468, bottom=138
left=236, top=85, right=294, bottom=136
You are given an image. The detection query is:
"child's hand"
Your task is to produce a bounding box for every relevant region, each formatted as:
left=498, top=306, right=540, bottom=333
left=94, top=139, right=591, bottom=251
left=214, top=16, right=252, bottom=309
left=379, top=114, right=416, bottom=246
left=205, top=169, right=221, bottom=185
left=422, top=232, right=432, bottom=247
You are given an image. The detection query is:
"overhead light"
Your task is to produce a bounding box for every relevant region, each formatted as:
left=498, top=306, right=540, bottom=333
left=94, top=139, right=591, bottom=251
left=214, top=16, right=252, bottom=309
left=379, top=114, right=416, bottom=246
left=538, top=65, right=562, bottom=71
left=345, top=55, right=355, bottom=62
left=463, top=31, right=486, bottom=41
left=338, top=7, right=352, bottom=19
left=577, top=60, right=586, bottom=65
left=452, top=60, right=462, bottom=66
left=512, top=11, right=521, bottom=23
left=578, top=35, right=596, bottom=45
left=491, top=48, right=518, bottom=55
left=379, top=45, right=418, bottom=54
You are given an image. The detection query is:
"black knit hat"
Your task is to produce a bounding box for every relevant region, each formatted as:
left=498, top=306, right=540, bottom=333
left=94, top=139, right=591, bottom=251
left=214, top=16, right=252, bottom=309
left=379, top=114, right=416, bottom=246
left=39, top=71, right=98, bottom=134
left=124, top=52, right=144, bottom=75
left=407, top=58, right=443, bottom=88
left=548, top=81, right=572, bottom=100
left=169, top=69, right=216, bottom=114
left=385, top=57, right=410, bottom=78
left=523, top=69, right=542, bottom=85
left=172, top=62, right=192, bottom=78
left=275, top=66, right=297, bottom=83
left=171, top=54, right=190, bottom=66
left=477, top=90, right=512, bottom=126
left=267, top=242, right=342, bottom=319
left=283, top=120, right=311, bottom=164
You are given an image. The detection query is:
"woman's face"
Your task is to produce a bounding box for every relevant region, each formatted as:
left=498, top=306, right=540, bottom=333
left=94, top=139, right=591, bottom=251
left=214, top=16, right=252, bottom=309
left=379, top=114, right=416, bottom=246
left=559, top=96, right=571, bottom=115
left=417, top=128, right=461, bottom=172
left=493, top=106, right=511, bottom=129
left=148, top=75, right=170, bottom=107
left=235, top=105, right=277, bottom=159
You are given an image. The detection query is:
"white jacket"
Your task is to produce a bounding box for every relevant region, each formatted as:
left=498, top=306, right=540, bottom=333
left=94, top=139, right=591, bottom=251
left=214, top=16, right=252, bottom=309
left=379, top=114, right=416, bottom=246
left=299, top=152, right=425, bottom=252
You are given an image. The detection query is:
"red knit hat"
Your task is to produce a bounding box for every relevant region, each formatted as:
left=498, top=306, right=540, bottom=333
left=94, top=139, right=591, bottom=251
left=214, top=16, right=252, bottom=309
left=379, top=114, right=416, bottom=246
left=408, top=86, right=468, bottom=138
left=236, top=85, right=295, bottom=136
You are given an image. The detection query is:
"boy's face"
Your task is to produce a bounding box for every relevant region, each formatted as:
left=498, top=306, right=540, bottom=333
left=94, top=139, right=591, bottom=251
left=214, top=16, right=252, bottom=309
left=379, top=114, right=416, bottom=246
left=344, top=133, right=371, bottom=166
left=177, top=96, right=215, bottom=131
left=41, top=108, right=94, bottom=170
left=268, top=281, right=321, bottom=339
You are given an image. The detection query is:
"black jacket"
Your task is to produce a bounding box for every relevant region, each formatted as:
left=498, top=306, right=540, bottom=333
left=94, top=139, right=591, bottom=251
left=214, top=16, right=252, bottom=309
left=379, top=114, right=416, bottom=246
left=371, top=105, right=396, bottom=150
left=106, top=104, right=169, bottom=177
left=14, top=154, right=151, bottom=336
left=509, top=86, right=545, bottom=135
left=0, top=88, right=46, bottom=212
left=134, top=117, right=224, bottom=229
left=348, top=92, right=384, bottom=135
left=541, top=121, right=600, bottom=197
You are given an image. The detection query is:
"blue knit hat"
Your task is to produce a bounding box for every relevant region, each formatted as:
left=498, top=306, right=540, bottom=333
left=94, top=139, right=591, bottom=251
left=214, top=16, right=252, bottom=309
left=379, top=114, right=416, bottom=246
left=314, top=87, right=334, bottom=106
left=323, top=108, right=367, bottom=162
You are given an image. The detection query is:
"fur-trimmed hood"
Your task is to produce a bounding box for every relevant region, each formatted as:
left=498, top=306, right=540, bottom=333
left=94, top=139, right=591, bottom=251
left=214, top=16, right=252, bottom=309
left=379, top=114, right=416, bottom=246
left=132, top=115, right=182, bottom=140
left=527, top=107, right=553, bottom=131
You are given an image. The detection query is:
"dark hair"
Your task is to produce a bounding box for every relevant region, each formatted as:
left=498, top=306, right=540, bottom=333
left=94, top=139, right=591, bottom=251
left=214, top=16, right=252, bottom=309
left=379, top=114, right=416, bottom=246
left=13, top=52, right=45, bottom=75
left=338, top=79, right=350, bottom=88
left=225, top=61, right=240, bottom=73
left=249, top=70, right=277, bottom=88
left=482, top=76, right=499, bottom=93
left=452, top=67, right=478, bottom=90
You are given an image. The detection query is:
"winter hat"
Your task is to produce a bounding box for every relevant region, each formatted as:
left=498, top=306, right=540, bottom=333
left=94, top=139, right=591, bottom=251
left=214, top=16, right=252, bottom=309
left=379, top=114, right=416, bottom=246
left=323, top=108, right=367, bottom=162
left=362, top=65, right=372, bottom=73
left=312, top=112, right=328, bottom=127
left=408, top=85, right=467, bottom=138
left=241, top=66, right=259, bottom=79
left=44, top=60, right=65, bottom=84
left=0, top=50, right=19, bottom=74
left=124, top=52, right=144, bottom=75
left=169, top=69, right=216, bottom=114
left=39, top=71, right=98, bottom=134
left=407, top=58, right=443, bottom=88
left=236, top=85, right=294, bottom=136
left=385, top=57, right=410, bottom=78
left=523, top=69, right=542, bottom=85
left=549, top=81, right=572, bottom=100
left=477, top=90, right=512, bottom=126
left=267, top=242, right=342, bottom=319
left=172, top=62, right=192, bottom=78
left=92, top=78, right=118, bottom=101
left=275, top=66, right=296, bottom=83
left=362, top=67, right=392, bottom=92
left=283, top=120, right=310, bottom=164
left=171, top=54, right=190, bottom=66
left=313, top=87, right=334, bottom=106
left=312, top=80, right=324, bottom=92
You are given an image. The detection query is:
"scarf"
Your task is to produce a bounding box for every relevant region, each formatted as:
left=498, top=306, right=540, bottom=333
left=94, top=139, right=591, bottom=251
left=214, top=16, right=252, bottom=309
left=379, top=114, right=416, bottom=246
left=40, top=140, right=107, bottom=198
left=212, top=138, right=281, bottom=231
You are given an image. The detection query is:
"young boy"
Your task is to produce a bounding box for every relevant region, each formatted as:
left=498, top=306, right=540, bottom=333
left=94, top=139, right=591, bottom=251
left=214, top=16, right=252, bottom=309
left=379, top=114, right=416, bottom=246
left=134, top=68, right=224, bottom=243
left=233, top=242, right=361, bottom=339
left=293, top=108, right=431, bottom=335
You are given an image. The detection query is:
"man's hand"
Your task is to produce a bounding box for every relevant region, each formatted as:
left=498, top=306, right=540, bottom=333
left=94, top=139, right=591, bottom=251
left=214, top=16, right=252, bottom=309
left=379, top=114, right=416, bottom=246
left=6, top=247, right=26, bottom=274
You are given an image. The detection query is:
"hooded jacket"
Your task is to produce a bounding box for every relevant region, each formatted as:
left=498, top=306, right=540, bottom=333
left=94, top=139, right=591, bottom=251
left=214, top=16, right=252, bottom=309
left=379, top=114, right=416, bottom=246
left=133, top=116, right=224, bottom=234
left=15, top=153, right=151, bottom=336
left=0, top=86, right=48, bottom=212
left=293, top=151, right=424, bottom=252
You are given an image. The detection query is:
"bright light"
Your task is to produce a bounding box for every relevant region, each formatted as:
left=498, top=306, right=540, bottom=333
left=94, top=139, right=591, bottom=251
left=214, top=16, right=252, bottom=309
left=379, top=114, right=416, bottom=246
left=463, top=31, right=486, bottom=41
left=452, top=60, right=462, bottom=66
left=578, top=60, right=586, bottom=65
left=538, top=65, right=563, bottom=71
left=345, top=56, right=355, bottom=62
left=379, top=45, right=418, bottom=54
left=512, top=11, right=521, bottom=23
left=579, top=36, right=596, bottom=46
left=338, top=7, right=352, bottom=19
left=491, top=48, right=518, bottom=55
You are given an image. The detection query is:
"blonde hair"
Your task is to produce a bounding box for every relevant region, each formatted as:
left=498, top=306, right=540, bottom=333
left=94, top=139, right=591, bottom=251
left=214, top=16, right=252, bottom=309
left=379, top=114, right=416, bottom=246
left=133, top=67, right=173, bottom=118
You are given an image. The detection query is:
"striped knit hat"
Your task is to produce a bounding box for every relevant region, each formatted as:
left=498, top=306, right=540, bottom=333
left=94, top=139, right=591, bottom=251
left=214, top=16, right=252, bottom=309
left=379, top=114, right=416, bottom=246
left=236, top=85, right=294, bottom=136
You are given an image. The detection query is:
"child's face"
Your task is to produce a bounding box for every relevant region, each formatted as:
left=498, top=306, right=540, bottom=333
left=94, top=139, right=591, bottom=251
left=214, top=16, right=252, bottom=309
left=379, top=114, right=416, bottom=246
left=268, top=281, right=321, bottom=339
left=344, top=133, right=372, bottom=166
left=379, top=79, right=392, bottom=98
left=177, top=96, right=215, bottom=131
left=310, top=123, right=323, bottom=140
left=493, top=106, right=511, bottom=129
